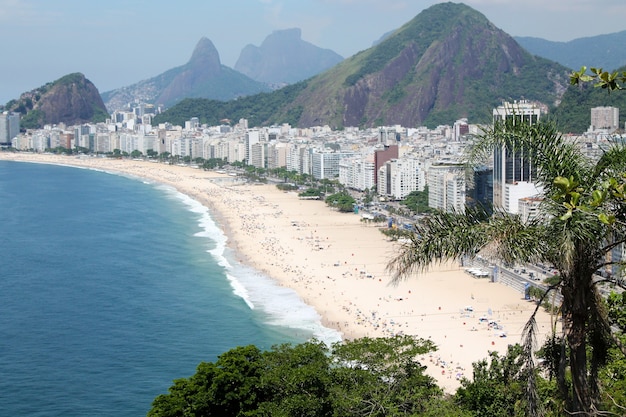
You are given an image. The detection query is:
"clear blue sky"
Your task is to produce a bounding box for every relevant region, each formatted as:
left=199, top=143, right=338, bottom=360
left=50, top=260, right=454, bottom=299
left=1, top=0, right=625, bottom=104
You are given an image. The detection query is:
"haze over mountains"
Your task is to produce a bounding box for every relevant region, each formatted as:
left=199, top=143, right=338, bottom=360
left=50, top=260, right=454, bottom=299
left=101, top=29, right=344, bottom=112
left=100, top=37, right=271, bottom=112
left=3, top=2, right=626, bottom=131
left=515, top=31, right=626, bottom=72
left=234, top=28, right=344, bottom=86
left=154, top=3, right=572, bottom=129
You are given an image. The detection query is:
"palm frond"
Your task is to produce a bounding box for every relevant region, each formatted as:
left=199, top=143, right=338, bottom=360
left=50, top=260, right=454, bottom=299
left=387, top=205, right=545, bottom=283
left=522, top=315, right=542, bottom=417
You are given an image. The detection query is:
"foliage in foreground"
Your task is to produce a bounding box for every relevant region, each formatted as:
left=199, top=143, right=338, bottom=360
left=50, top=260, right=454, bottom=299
left=148, top=332, right=626, bottom=416
left=148, top=336, right=457, bottom=417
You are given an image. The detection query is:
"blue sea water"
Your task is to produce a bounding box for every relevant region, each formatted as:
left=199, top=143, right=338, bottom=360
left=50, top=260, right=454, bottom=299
left=0, top=160, right=340, bottom=416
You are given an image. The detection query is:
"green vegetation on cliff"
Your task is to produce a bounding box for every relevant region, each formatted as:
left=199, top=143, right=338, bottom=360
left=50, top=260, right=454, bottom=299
left=4, top=72, right=109, bottom=129
left=151, top=81, right=307, bottom=127
left=153, top=3, right=569, bottom=129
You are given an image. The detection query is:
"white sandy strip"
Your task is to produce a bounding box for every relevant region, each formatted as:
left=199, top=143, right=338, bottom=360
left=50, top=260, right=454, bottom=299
left=0, top=153, right=558, bottom=392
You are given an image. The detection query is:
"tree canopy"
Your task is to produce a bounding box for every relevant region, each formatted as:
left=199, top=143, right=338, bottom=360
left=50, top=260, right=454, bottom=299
left=324, top=191, right=356, bottom=212
left=148, top=336, right=446, bottom=417
left=388, top=118, right=626, bottom=415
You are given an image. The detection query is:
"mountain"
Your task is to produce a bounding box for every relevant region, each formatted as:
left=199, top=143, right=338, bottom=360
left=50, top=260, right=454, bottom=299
left=4, top=73, right=108, bottom=129
left=234, top=28, right=344, bottom=85
left=515, top=31, right=626, bottom=72
left=154, top=2, right=570, bottom=129
left=101, top=37, right=270, bottom=111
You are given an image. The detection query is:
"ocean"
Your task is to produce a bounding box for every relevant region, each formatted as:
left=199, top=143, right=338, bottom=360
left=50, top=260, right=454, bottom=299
left=0, top=160, right=340, bottom=416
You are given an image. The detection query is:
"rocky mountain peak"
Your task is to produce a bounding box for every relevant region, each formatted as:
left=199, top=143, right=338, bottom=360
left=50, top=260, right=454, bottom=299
left=234, top=28, right=343, bottom=85
left=187, top=37, right=222, bottom=74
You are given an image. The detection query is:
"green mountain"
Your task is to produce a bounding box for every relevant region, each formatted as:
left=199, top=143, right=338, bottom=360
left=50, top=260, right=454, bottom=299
left=101, top=37, right=271, bottom=111
left=3, top=73, right=108, bottom=129
left=515, top=31, right=626, bottom=72
left=154, top=2, right=571, bottom=129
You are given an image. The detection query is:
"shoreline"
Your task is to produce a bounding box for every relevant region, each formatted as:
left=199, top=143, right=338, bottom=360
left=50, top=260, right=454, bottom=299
left=1, top=152, right=558, bottom=392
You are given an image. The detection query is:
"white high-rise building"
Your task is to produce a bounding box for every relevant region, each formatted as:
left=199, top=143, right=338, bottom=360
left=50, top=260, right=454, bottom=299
left=427, top=162, right=466, bottom=212
left=0, top=111, right=20, bottom=146
left=267, top=142, right=288, bottom=169
left=378, top=158, right=423, bottom=200
left=338, top=156, right=375, bottom=191
left=245, top=130, right=260, bottom=164
left=310, top=149, right=354, bottom=180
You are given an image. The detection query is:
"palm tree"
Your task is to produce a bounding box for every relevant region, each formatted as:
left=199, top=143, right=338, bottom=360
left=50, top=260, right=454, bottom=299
left=387, top=118, right=626, bottom=416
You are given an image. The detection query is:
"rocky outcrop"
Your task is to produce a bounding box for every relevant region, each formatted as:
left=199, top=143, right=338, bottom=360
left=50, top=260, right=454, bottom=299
left=5, top=73, right=108, bottom=129
left=101, top=37, right=270, bottom=111
left=280, top=2, right=570, bottom=128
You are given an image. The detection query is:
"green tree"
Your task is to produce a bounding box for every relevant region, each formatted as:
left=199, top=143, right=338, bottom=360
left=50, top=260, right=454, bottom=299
left=325, top=191, right=356, bottom=212
left=456, top=345, right=532, bottom=417
left=149, top=345, right=264, bottom=417
left=330, top=335, right=441, bottom=416
left=387, top=118, right=626, bottom=415
left=253, top=341, right=333, bottom=416
left=148, top=337, right=446, bottom=417
left=298, top=188, right=322, bottom=198
left=401, top=187, right=433, bottom=214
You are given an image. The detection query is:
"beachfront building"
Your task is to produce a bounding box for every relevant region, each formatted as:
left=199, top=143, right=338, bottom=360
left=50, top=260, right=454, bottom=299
left=73, top=125, right=92, bottom=149
left=267, top=142, right=288, bottom=169
left=492, top=100, right=543, bottom=213
left=338, top=155, right=376, bottom=191
left=378, top=157, right=424, bottom=200
left=249, top=141, right=266, bottom=168
left=0, top=111, right=20, bottom=147
left=244, top=129, right=261, bottom=165
left=310, top=149, right=354, bottom=180
left=427, top=161, right=466, bottom=212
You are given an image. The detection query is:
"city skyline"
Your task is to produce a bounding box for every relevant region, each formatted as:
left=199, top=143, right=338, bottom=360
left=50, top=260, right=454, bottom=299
left=1, top=0, right=625, bottom=104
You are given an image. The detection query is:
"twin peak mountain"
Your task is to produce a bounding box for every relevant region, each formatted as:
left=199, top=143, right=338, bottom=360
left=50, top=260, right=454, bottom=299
left=101, top=29, right=344, bottom=112
left=9, top=3, right=624, bottom=131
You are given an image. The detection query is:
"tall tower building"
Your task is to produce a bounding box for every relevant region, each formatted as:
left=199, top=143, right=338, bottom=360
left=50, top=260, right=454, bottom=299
left=492, top=100, right=542, bottom=212
left=0, top=111, right=20, bottom=147
left=244, top=129, right=260, bottom=164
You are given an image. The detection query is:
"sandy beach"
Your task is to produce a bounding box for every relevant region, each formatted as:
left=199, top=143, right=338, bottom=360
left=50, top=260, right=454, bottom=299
left=1, top=152, right=558, bottom=392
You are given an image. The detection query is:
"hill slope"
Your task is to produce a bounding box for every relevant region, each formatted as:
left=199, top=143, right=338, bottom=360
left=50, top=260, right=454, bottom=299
left=101, top=37, right=270, bottom=111
left=515, top=31, right=626, bottom=72
left=234, top=28, right=344, bottom=85
left=4, top=73, right=108, bottom=129
left=156, top=3, right=570, bottom=129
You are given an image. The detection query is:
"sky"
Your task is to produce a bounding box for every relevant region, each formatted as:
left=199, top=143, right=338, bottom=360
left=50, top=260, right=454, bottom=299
left=1, top=0, right=625, bottom=104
